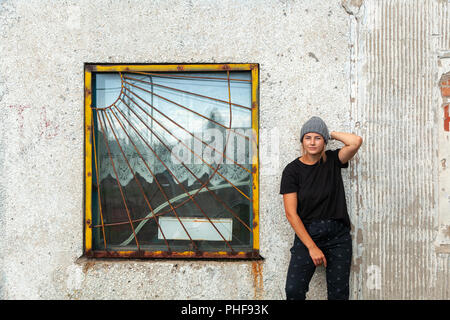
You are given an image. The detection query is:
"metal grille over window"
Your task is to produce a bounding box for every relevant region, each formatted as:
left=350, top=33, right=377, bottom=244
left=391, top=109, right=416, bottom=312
left=84, top=64, right=260, bottom=259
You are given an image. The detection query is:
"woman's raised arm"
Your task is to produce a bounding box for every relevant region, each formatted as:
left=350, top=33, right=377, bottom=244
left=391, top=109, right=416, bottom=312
left=330, top=131, right=363, bottom=164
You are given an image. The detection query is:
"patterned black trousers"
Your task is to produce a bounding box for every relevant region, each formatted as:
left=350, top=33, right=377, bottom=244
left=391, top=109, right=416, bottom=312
left=285, top=219, right=352, bottom=300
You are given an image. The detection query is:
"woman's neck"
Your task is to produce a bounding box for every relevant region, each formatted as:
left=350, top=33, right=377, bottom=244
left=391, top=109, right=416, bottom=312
left=299, top=153, right=322, bottom=165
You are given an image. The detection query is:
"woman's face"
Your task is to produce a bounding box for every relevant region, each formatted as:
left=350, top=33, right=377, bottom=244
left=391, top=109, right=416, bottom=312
left=302, top=132, right=325, bottom=155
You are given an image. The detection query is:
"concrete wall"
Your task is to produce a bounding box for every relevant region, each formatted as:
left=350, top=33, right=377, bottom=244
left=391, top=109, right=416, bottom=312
left=0, top=0, right=448, bottom=299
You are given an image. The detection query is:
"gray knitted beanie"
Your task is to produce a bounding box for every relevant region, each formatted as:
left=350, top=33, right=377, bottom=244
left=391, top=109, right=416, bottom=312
left=300, top=116, right=330, bottom=144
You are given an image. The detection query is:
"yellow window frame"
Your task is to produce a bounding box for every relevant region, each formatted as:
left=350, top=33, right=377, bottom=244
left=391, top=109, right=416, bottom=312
left=84, top=63, right=260, bottom=259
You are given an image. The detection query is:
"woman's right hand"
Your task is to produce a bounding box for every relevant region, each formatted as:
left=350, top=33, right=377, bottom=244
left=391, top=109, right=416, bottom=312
left=308, top=246, right=327, bottom=267
left=282, top=193, right=328, bottom=268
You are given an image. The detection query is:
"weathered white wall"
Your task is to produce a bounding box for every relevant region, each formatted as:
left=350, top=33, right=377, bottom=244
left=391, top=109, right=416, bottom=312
left=436, top=57, right=450, bottom=254
left=0, top=0, right=448, bottom=300
left=348, top=0, right=450, bottom=299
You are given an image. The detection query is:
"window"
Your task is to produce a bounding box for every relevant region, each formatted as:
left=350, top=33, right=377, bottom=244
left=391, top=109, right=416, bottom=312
left=84, top=64, right=260, bottom=259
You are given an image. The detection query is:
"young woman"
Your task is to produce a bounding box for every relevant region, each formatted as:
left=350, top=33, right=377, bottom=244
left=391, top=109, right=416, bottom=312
left=280, top=116, right=363, bottom=300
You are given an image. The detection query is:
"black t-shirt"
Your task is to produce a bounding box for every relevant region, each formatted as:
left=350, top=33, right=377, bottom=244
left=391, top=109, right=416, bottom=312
left=279, top=148, right=350, bottom=227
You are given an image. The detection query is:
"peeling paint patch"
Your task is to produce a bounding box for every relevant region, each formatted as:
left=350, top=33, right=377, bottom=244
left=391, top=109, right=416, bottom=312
left=356, top=228, right=363, bottom=244
left=82, top=261, right=96, bottom=274
left=39, top=106, right=59, bottom=139
left=443, top=105, right=449, bottom=131
left=352, top=256, right=362, bottom=273
left=251, top=261, right=263, bottom=299
left=8, top=105, right=31, bottom=136
left=7, top=105, right=60, bottom=139
left=444, top=225, right=450, bottom=239
left=341, top=0, right=364, bottom=16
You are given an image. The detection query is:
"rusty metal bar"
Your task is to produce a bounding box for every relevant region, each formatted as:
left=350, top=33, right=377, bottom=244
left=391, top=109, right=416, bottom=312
left=88, top=66, right=258, bottom=258
left=89, top=250, right=261, bottom=259
left=119, top=91, right=250, bottom=201
left=120, top=83, right=251, bottom=175
left=109, top=106, right=236, bottom=252
left=92, top=95, right=251, bottom=232
left=123, top=75, right=252, bottom=111
left=117, top=96, right=222, bottom=201
left=92, top=180, right=252, bottom=233
left=88, top=63, right=254, bottom=74
left=227, top=71, right=232, bottom=127
left=112, top=78, right=252, bottom=243
left=92, top=72, right=250, bottom=142
left=125, top=70, right=252, bottom=82
left=96, top=111, right=141, bottom=250
left=122, top=79, right=250, bottom=142
left=91, top=112, right=107, bottom=250
left=122, top=78, right=225, bottom=127
left=102, top=110, right=199, bottom=252
left=122, top=91, right=250, bottom=201
left=101, top=109, right=171, bottom=252
left=111, top=97, right=252, bottom=231
left=110, top=106, right=241, bottom=241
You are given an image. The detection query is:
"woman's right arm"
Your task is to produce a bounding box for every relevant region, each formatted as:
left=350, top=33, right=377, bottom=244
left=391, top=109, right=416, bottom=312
left=283, top=192, right=327, bottom=267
